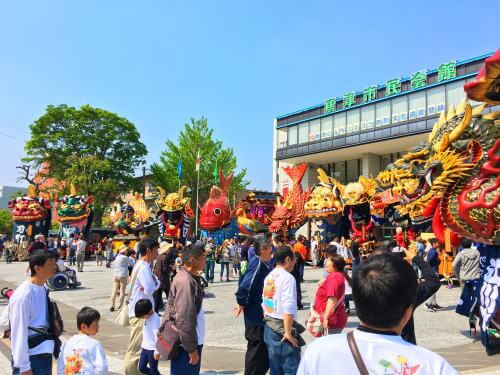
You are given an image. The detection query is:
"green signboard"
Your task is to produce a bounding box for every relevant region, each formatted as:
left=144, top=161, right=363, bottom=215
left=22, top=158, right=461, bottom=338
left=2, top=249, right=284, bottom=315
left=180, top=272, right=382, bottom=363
left=324, top=59, right=458, bottom=113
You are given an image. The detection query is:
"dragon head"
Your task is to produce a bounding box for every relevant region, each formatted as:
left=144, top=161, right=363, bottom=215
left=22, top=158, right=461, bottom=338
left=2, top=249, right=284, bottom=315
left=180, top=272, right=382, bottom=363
left=269, top=196, right=293, bottom=233
left=398, top=100, right=493, bottom=217
left=304, top=168, right=343, bottom=219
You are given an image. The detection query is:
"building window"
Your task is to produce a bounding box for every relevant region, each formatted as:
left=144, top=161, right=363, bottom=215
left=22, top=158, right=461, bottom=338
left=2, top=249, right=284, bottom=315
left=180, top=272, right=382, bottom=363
left=288, top=125, right=297, bottom=145
left=347, top=109, right=360, bottom=134
left=320, top=116, right=333, bottom=139
left=333, top=112, right=346, bottom=137
left=391, top=96, right=408, bottom=123
left=427, top=86, right=445, bottom=116
left=277, top=128, right=288, bottom=149
left=361, top=105, right=375, bottom=130
left=375, top=101, right=390, bottom=127
left=446, top=80, right=465, bottom=109
left=309, top=119, right=321, bottom=141
left=333, top=161, right=346, bottom=184
left=408, top=91, right=426, bottom=120
left=465, top=78, right=483, bottom=107
left=346, top=159, right=359, bottom=183
left=380, top=154, right=392, bottom=170
left=298, top=122, right=309, bottom=144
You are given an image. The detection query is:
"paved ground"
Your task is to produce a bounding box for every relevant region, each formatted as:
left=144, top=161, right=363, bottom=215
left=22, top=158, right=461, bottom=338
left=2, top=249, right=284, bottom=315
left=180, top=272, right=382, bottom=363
left=0, top=260, right=498, bottom=374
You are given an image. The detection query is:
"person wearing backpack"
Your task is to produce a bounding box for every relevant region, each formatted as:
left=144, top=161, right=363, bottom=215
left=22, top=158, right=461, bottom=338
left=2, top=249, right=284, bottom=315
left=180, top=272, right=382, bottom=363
left=9, top=249, right=59, bottom=375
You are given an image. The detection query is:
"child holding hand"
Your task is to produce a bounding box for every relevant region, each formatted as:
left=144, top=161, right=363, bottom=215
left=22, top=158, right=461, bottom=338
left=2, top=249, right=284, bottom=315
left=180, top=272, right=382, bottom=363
left=135, top=299, right=161, bottom=375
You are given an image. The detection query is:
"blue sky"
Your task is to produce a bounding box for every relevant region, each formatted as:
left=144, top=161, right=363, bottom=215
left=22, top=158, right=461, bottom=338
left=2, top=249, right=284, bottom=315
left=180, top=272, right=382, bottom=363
left=0, top=0, right=498, bottom=190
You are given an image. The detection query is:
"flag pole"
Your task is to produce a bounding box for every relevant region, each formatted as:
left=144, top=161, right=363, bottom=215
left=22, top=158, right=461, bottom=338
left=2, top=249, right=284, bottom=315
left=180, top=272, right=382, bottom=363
left=195, top=149, right=200, bottom=239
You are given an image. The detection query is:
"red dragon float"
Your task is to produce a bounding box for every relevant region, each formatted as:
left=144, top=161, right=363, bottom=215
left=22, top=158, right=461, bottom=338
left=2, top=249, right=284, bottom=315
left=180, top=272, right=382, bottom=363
left=269, top=163, right=310, bottom=237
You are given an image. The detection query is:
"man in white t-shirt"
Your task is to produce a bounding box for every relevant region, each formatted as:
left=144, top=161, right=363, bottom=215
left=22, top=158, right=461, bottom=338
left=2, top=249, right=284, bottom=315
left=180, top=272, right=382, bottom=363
left=123, top=239, right=160, bottom=375
left=262, top=246, right=301, bottom=375
left=9, top=249, right=57, bottom=375
left=298, top=253, right=458, bottom=375
left=310, top=235, right=320, bottom=267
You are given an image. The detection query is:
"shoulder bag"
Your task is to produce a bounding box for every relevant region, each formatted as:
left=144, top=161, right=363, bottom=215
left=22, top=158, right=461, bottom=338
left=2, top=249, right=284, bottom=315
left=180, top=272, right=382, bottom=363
left=347, top=331, right=369, bottom=375
left=306, top=293, right=344, bottom=337
left=156, top=319, right=181, bottom=360
left=114, top=263, right=141, bottom=327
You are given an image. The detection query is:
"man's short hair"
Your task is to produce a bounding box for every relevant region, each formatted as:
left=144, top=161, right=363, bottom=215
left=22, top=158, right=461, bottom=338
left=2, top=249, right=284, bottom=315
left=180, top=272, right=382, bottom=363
left=353, top=253, right=417, bottom=329
left=124, top=239, right=131, bottom=246
left=254, top=235, right=271, bottom=256
left=138, top=238, right=159, bottom=257
left=29, top=249, right=55, bottom=276
left=429, top=238, right=439, bottom=245
left=77, top=307, right=100, bottom=329
left=461, top=237, right=472, bottom=249
left=182, top=244, right=204, bottom=264
left=326, top=245, right=337, bottom=256
left=134, top=299, right=153, bottom=318
left=274, top=246, right=294, bottom=265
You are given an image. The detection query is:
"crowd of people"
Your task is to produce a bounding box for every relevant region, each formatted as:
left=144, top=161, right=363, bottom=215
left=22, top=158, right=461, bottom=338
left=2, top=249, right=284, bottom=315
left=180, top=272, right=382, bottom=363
left=3, top=229, right=482, bottom=375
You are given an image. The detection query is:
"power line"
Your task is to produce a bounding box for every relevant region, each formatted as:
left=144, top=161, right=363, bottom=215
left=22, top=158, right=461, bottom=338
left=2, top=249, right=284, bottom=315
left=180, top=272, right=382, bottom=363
left=0, top=131, right=25, bottom=142
left=0, top=123, right=26, bottom=134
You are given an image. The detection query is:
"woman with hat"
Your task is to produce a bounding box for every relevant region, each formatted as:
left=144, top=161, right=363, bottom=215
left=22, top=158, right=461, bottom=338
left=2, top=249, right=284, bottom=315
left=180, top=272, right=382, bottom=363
left=110, top=244, right=136, bottom=312
left=153, top=241, right=175, bottom=313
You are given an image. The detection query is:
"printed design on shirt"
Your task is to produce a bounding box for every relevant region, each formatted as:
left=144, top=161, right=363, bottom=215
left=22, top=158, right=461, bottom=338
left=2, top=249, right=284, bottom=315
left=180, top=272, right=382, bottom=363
left=64, top=349, right=85, bottom=375
left=262, top=276, right=277, bottom=314
left=378, top=355, right=421, bottom=374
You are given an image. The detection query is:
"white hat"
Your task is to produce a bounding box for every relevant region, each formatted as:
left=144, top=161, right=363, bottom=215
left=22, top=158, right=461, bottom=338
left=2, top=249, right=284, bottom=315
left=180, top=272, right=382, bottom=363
left=159, top=241, right=173, bottom=255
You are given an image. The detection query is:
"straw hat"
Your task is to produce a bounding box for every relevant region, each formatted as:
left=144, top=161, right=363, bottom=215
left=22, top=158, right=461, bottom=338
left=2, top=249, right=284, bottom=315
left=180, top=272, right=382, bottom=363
left=159, top=241, right=173, bottom=255
left=118, top=245, right=129, bottom=254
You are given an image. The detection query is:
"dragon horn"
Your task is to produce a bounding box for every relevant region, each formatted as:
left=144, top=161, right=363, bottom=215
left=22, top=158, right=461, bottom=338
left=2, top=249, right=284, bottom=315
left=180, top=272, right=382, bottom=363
left=70, top=184, right=77, bottom=196
left=28, top=185, right=36, bottom=198
left=449, top=102, right=472, bottom=143
left=446, top=104, right=456, bottom=122
left=276, top=196, right=282, bottom=206
left=178, top=185, right=187, bottom=198
left=429, top=111, right=446, bottom=142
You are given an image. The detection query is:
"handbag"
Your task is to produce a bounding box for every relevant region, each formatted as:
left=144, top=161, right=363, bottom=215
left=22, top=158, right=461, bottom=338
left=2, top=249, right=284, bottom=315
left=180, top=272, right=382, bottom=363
left=305, top=305, right=323, bottom=337
left=156, top=320, right=181, bottom=360
left=114, top=264, right=141, bottom=327
left=306, top=294, right=345, bottom=337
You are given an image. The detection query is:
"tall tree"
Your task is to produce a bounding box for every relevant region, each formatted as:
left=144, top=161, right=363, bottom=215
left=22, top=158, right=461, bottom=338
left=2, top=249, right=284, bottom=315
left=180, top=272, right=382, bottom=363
left=0, top=209, right=13, bottom=235
left=24, top=104, right=147, bottom=226
left=151, top=117, right=249, bottom=206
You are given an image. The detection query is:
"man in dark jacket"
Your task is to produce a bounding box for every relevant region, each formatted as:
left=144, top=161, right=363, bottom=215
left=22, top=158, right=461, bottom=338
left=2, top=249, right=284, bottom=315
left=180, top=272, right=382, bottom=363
left=165, top=243, right=206, bottom=374
left=425, top=238, right=443, bottom=311
left=234, top=235, right=273, bottom=375
left=402, top=248, right=441, bottom=344
left=153, top=241, right=174, bottom=313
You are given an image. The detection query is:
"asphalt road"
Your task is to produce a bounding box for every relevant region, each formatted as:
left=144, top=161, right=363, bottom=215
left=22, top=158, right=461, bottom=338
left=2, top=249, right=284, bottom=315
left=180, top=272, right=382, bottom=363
left=0, top=260, right=498, bottom=374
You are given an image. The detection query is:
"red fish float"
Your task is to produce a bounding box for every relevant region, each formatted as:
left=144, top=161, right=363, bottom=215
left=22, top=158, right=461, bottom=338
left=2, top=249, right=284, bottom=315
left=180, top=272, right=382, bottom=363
left=200, top=169, right=234, bottom=231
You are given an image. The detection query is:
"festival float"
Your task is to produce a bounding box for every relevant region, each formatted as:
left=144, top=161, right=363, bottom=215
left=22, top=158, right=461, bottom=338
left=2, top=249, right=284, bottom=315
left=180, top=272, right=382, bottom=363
left=109, top=192, right=153, bottom=252
left=199, top=169, right=238, bottom=243
left=55, top=184, right=93, bottom=240
left=7, top=185, right=52, bottom=260
left=269, top=163, right=310, bottom=238
left=155, top=185, right=194, bottom=243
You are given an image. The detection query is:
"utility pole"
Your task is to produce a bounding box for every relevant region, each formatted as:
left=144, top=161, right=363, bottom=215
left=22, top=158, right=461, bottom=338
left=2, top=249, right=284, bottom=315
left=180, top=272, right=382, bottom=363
left=142, top=166, right=146, bottom=200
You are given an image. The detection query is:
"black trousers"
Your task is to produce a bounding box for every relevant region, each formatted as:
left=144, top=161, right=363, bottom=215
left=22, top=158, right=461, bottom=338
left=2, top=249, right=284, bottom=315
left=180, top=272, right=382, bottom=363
left=153, top=286, right=169, bottom=313
left=244, top=324, right=269, bottom=375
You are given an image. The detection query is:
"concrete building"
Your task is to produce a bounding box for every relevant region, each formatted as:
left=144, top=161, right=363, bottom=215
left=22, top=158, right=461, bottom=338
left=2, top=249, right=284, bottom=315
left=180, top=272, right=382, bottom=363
left=272, top=52, right=498, bottom=194
left=0, top=185, right=27, bottom=209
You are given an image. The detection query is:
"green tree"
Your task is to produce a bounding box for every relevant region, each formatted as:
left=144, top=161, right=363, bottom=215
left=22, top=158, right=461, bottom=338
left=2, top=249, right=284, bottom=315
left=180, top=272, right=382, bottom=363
left=24, top=104, right=148, bottom=227
left=0, top=209, right=13, bottom=235
left=151, top=117, right=249, bottom=207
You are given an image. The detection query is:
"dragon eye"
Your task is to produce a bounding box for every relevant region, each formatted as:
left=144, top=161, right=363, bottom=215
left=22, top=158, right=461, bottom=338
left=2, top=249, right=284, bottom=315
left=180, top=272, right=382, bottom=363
left=214, top=208, right=221, bottom=215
